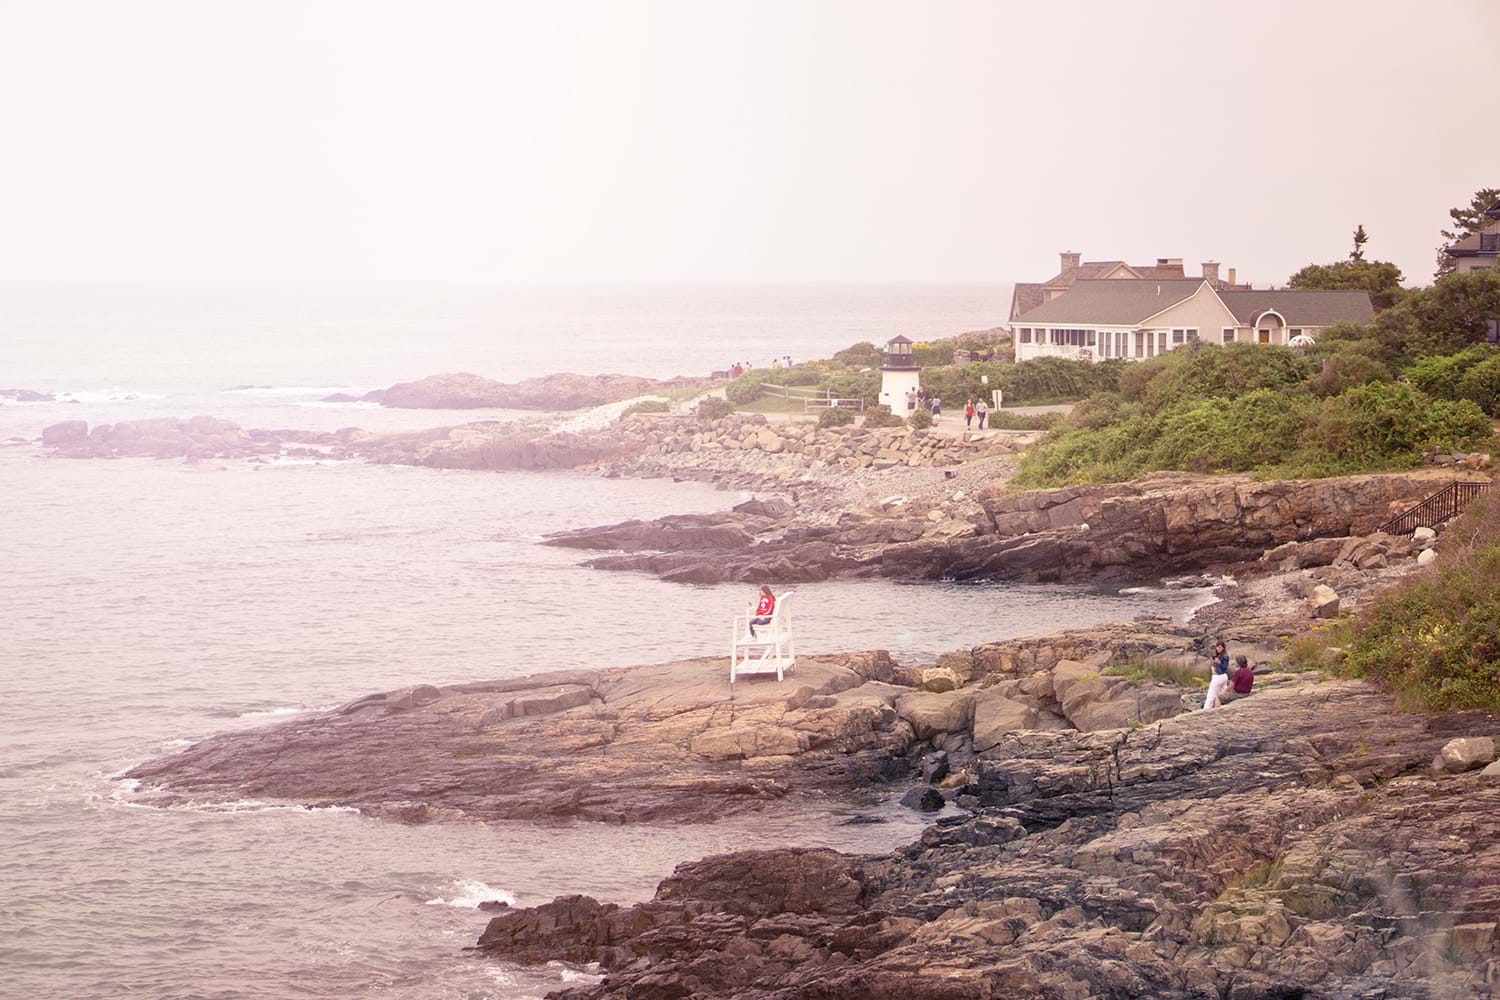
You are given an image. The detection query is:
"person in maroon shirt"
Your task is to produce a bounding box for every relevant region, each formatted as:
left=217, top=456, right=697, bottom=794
left=1229, top=655, right=1255, bottom=698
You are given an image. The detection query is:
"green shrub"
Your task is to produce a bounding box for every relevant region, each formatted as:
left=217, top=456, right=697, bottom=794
left=621, top=399, right=670, bottom=418
left=1066, top=392, right=1140, bottom=431
left=695, top=397, right=734, bottom=420
left=817, top=406, right=858, bottom=429
left=1307, top=353, right=1392, bottom=397
left=1456, top=356, right=1500, bottom=416
left=1294, top=381, right=1491, bottom=469
left=919, top=357, right=1122, bottom=410
left=909, top=340, right=956, bottom=366
left=824, top=371, right=880, bottom=405
left=907, top=407, right=933, bottom=430
left=1334, top=492, right=1500, bottom=710
left=832, top=341, right=883, bottom=368
left=862, top=405, right=906, bottom=428
left=1404, top=345, right=1494, bottom=400
left=985, top=410, right=1064, bottom=431
left=724, top=376, right=765, bottom=404
left=1135, top=343, right=1315, bottom=415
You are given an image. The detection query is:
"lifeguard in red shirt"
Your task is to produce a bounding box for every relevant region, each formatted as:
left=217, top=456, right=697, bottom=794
left=749, top=586, right=776, bottom=637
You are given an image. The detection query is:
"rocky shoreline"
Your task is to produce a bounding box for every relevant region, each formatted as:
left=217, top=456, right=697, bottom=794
left=124, top=587, right=1500, bottom=997
left=549, top=467, right=1472, bottom=586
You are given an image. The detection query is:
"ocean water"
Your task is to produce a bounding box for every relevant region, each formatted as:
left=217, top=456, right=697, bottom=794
left=0, top=284, right=1209, bottom=999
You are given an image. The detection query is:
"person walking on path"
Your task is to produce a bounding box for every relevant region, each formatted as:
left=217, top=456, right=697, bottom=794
left=976, top=399, right=988, bottom=429
left=930, top=394, right=941, bottom=422
left=964, top=399, right=975, bottom=429
left=906, top=387, right=917, bottom=412
left=747, top=585, right=775, bottom=638
left=1204, top=641, right=1231, bottom=710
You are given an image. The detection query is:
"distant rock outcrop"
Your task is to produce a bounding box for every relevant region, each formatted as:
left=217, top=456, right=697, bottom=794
left=350, top=371, right=705, bottom=411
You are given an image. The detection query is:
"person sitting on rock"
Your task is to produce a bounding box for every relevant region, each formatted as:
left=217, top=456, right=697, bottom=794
left=748, top=585, right=776, bottom=638
left=1204, top=641, right=1230, bottom=710
left=1226, top=655, right=1255, bottom=700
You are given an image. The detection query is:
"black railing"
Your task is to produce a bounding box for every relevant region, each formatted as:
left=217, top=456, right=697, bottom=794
left=1377, top=481, right=1491, bottom=536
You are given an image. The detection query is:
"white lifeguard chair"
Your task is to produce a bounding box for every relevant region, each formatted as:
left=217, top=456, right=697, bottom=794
left=730, top=591, right=796, bottom=684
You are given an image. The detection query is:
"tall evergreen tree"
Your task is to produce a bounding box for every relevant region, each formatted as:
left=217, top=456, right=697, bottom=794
left=1350, top=225, right=1368, bottom=262
left=1436, top=187, right=1500, bottom=277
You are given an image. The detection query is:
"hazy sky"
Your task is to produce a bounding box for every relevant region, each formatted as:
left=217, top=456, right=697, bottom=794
left=1, top=0, right=1496, bottom=286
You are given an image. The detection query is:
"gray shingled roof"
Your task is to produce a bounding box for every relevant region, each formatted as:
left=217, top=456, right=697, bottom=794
left=1217, top=290, right=1374, bottom=326
left=1446, top=220, right=1500, bottom=255
left=1011, top=279, right=1206, bottom=325
left=1009, top=282, right=1045, bottom=319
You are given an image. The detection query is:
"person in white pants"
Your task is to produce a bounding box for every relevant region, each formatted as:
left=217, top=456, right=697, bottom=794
left=1204, top=641, right=1231, bottom=710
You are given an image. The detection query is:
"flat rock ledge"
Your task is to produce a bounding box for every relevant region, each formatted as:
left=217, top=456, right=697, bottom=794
left=477, top=682, right=1500, bottom=999
left=124, top=621, right=1229, bottom=825
left=124, top=652, right=914, bottom=824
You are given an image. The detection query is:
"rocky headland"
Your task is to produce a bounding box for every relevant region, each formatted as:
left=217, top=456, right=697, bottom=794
left=333, top=371, right=710, bottom=410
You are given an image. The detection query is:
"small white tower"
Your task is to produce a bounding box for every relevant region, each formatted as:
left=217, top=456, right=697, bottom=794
left=878, top=336, right=921, bottom=413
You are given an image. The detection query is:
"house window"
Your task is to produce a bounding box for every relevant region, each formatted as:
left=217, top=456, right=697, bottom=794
left=1134, top=331, right=1145, bottom=358
left=1019, top=328, right=1031, bottom=344
left=1222, top=328, right=1235, bottom=344
left=1290, top=328, right=1303, bottom=337
left=1086, top=330, right=1096, bottom=346
left=1186, top=329, right=1199, bottom=343
left=1171, top=329, right=1184, bottom=345
left=1481, top=234, right=1500, bottom=252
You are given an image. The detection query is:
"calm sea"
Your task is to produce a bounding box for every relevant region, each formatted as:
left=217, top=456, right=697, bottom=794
left=0, top=283, right=1207, bottom=999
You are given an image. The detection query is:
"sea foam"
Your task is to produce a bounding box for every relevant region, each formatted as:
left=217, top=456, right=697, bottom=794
left=424, top=879, right=518, bottom=909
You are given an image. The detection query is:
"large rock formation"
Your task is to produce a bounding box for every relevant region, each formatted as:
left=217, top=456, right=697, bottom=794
left=477, top=680, right=1500, bottom=999
left=353, top=371, right=705, bottom=411
left=123, top=652, right=914, bottom=824
left=552, top=469, right=1477, bottom=586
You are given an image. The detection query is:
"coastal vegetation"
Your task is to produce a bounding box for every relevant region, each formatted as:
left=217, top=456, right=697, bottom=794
left=1015, top=270, right=1500, bottom=488
left=1288, top=490, right=1500, bottom=712
left=722, top=341, right=1114, bottom=410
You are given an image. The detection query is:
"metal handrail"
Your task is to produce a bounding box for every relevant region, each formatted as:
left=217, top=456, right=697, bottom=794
left=1377, top=481, right=1490, bottom=536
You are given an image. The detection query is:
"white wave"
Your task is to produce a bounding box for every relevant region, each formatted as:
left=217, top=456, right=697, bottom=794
left=424, top=879, right=517, bottom=909
left=55, top=388, right=169, bottom=403
left=237, top=703, right=336, bottom=719
left=222, top=385, right=372, bottom=397
left=549, top=961, right=605, bottom=983
left=159, top=738, right=194, bottom=750
left=135, top=796, right=359, bottom=815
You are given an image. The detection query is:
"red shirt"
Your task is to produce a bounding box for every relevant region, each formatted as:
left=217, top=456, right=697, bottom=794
left=1231, top=666, right=1255, bottom=695
left=755, top=594, right=775, bottom=616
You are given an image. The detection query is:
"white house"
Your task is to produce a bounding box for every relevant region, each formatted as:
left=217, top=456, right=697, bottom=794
left=1010, top=279, right=1375, bottom=363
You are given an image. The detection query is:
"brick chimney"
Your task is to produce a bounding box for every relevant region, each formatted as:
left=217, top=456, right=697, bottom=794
left=1227, top=267, right=1238, bottom=286
left=1201, top=261, right=1221, bottom=283
left=1059, top=251, right=1082, bottom=272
